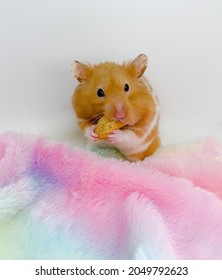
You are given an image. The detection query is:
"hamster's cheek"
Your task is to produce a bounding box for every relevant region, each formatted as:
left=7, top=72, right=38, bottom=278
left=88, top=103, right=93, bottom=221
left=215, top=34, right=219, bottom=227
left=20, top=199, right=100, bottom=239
left=125, top=114, right=139, bottom=126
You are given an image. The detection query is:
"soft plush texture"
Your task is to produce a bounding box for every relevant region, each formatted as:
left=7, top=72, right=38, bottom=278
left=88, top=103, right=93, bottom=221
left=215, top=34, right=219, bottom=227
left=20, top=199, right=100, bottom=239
left=0, top=132, right=222, bottom=259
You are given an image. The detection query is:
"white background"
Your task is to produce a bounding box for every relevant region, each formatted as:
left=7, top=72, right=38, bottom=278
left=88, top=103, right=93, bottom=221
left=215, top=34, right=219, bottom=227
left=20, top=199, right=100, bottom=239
left=0, top=0, right=222, bottom=147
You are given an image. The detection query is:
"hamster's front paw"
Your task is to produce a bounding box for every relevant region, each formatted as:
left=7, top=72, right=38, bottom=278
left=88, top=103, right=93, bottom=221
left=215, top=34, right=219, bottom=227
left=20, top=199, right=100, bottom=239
left=85, top=125, right=99, bottom=142
left=107, top=130, right=125, bottom=144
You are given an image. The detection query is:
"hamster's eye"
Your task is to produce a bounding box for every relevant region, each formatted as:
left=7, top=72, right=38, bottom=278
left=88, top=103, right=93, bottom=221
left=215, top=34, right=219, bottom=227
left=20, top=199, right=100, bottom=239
left=97, top=88, right=105, bottom=97
left=124, top=83, right=129, bottom=92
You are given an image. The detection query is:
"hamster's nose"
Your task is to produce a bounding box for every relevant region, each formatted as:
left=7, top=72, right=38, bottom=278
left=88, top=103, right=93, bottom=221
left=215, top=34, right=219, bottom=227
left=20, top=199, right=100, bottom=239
left=115, top=110, right=126, bottom=120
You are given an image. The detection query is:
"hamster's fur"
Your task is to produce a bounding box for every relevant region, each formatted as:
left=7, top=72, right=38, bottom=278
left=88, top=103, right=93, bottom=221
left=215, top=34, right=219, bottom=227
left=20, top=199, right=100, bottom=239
left=71, top=54, right=160, bottom=161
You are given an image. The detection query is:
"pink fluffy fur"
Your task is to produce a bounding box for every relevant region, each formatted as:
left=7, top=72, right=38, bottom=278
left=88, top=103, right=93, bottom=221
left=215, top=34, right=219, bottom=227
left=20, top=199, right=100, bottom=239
left=1, top=132, right=222, bottom=259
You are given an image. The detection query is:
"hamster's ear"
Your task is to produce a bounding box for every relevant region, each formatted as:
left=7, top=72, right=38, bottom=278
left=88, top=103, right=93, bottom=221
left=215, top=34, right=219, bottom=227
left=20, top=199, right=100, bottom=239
left=130, top=54, right=148, bottom=78
left=70, top=60, right=92, bottom=82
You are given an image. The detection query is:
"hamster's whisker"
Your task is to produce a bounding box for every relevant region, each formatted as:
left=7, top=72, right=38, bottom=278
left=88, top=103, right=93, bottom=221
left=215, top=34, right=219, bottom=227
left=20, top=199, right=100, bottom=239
left=91, top=115, right=103, bottom=125
left=82, top=112, right=103, bottom=125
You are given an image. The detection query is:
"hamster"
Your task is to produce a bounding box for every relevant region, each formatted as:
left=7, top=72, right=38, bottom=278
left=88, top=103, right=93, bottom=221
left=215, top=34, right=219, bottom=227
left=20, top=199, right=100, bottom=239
left=71, top=54, right=160, bottom=161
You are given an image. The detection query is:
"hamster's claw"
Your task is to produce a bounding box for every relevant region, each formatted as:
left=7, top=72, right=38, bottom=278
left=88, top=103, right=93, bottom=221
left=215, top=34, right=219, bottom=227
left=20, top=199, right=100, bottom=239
left=91, top=134, right=99, bottom=142
left=86, top=124, right=99, bottom=142
left=107, top=130, right=121, bottom=144
left=90, top=125, right=99, bottom=142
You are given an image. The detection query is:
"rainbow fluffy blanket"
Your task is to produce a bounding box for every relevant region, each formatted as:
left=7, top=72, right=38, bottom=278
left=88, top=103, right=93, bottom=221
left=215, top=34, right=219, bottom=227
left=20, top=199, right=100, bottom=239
left=1, top=132, right=222, bottom=259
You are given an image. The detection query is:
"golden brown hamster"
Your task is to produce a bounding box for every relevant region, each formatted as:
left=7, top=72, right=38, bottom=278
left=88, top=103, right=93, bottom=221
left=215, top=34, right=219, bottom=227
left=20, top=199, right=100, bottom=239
left=71, top=54, right=160, bottom=161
